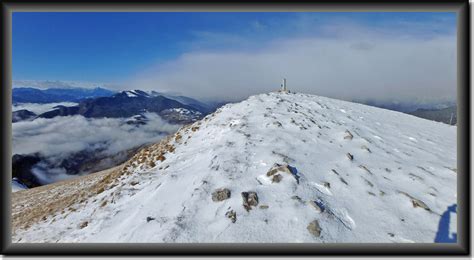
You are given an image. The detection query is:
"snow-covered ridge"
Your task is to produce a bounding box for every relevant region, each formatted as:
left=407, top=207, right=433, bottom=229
left=12, top=92, right=457, bottom=243
left=122, top=90, right=150, bottom=98
left=166, top=107, right=202, bottom=116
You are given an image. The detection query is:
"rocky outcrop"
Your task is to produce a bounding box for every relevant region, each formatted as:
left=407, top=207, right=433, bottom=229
left=307, top=220, right=322, bottom=237
left=241, top=191, right=259, bottom=211
left=212, top=188, right=231, bottom=202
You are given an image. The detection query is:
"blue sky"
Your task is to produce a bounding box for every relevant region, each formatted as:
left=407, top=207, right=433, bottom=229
left=13, top=12, right=455, bottom=81
left=13, top=12, right=456, bottom=102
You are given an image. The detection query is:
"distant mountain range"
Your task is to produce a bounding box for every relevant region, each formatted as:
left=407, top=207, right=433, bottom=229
left=12, top=87, right=220, bottom=124
left=13, top=87, right=116, bottom=103
left=407, top=106, right=457, bottom=125
left=34, top=90, right=207, bottom=124
left=354, top=99, right=457, bottom=125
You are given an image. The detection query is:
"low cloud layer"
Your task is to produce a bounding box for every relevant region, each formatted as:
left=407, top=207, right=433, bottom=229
left=130, top=34, right=456, bottom=104
left=13, top=114, right=180, bottom=184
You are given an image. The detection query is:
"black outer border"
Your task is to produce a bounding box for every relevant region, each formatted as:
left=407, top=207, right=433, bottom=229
left=0, top=0, right=470, bottom=256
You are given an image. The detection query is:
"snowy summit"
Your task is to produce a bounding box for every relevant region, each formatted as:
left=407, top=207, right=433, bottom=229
left=12, top=92, right=457, bottom=243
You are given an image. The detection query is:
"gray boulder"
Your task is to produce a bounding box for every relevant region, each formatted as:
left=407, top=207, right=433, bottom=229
left=307, top=220, right=322, bottom=237
left=212, top=188, right=231, bottom=202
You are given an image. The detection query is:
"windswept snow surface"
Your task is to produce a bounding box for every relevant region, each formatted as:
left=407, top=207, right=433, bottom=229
left=13, top=92, right=457, bottom=243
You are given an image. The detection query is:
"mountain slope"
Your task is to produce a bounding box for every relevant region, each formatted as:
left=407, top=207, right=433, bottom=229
left=36, top=91, right=204, bottom=124
left=408, top=106, right=457, bottom=125
left=12, top=92, right=457, bottom=243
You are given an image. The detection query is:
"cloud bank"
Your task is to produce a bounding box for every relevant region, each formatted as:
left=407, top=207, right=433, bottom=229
left=13, top=114, right=180, bottom=184
left=130, top=31, right=456, bottom=104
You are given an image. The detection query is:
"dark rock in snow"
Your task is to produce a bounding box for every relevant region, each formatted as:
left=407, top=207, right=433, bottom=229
left=344, top=130, right=353, bottom=140
left=241, top=191, right=259, bottom=211
left=225, top=209, right=237, bottom=223
left=272, top=174, right=283, bottom=183
left=291, top=195, right=301, bottom=200
left=398, top=191, right=431, bottom=211
left=266, top=163, right=292, bottom=176
left=212, top=188, right=231, bottom=202
left=361, top=145, right=371, bottom=153
left=346, top=153, right=354, bottom=161
left=146, top=217, right=156, bottom=222
left=267, top=163, right=300, bottom=184
left=307, top=220, right=322, bottom=237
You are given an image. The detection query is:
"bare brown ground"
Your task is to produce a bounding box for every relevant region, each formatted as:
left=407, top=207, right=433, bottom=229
left=11, top=164, right=127, bottom=233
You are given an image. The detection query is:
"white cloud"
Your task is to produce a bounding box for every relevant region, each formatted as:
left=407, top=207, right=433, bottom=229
left=13, top=114, right=181, bottom=184
left=13, top=113, right=179, bottom=158
left=130, top=32, right=456, bottom=104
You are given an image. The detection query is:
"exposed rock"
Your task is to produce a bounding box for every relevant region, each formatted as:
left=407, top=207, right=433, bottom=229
left=398, top=191, right=431, bottom=211
left=225, top=209, right=237, bottom=223
left=361, top=145, right=371, bottom=153
left=266, top=163, right=300, bottom=184
left=291, top=195, right=304, bottom=203
left=307, top=201, right=323, bottom=213
left=212, top=188, right=231, bottom=202
left=291, top=195, right=301, bottom=200
left=339, top=177, right=348, bottom=185
left=344, top=130, right=353, bottom=140
left=272, top=174, right=283, bottom=183
left=259, top=205, right=269, bottom=209
left=266, top=163, right=292, bottom=176
left=346, top=153, right=354, bottom=161
left=359, top=165, right=373, bottom=175
left=307, top=220, right=322, bottom=237
left=323, top=182, right=331, bottom=189
left=79, top=221, right=88, bottom=229
left=146, top=216, right=155, bottom=222
left=411, top=198, right=430, bottom=211
left=242, top=191, right=259, bottom=211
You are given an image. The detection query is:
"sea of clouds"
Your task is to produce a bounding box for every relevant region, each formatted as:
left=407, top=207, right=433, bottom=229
left=13, top=113, right=181, bottom=184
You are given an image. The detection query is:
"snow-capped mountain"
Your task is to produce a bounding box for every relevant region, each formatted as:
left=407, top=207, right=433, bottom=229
left=35, top=90, right=205, bottom=124
left=12, top=91, right=457, bottom=243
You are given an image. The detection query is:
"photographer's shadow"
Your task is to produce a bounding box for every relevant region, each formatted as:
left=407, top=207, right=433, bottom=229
left=434, top=204, right=457, bottom=243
